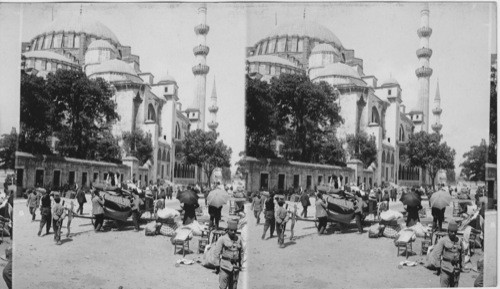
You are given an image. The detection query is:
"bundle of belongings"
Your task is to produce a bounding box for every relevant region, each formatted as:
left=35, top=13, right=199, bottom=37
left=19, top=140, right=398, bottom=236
left=379, top=210, right=404, bottom=238
left=323, top=194, right=356, bottom=225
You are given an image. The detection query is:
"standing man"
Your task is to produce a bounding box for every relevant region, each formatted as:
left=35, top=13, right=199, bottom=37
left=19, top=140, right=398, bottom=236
left=432, top=221, right=463, bottom=287
left=38, top=189, right=52, bottom=236
left=315, top=192, right=328, bottom=235
left=26, top=189, right=38, bottom=221
left=92, top=190, right=105, bottom=232
left=354, top=191, right=366, bottom=234
left=261, top=193, right=275, bottom=239
left=51, top=197, right=66, bottom=245
left=76, top=188, right=87, bottom=215
left=131, top=193, right=143, bottom=232
left=213, top=220, right=243, bottom=289
left=251, top=192, right=264, bottom=224
left=275, top=197, right=288, bottom=248
left=299, top=190, right=311, bottom=218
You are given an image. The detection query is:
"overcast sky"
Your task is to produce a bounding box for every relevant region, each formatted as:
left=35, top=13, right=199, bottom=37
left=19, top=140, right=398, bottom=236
left=0, top=2, right=497, bottom=174
left=246, top=2, right=496, bottom=173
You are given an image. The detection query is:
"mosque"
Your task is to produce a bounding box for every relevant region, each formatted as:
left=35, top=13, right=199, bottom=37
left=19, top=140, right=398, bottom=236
left=18, top=5, right=218, bottom=189
left=245, top=5, right=443, bottom=190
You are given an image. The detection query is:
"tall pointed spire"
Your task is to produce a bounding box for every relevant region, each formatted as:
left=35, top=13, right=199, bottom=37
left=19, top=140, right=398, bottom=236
left=208, top=77, right=219, bottom=132
left=431, top=80, right=442, bottom=134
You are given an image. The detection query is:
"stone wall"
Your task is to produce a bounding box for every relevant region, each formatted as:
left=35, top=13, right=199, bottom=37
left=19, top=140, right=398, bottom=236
left=244, top=157, right=374, bottom=193
left=15, top=151, right=130, bottom=195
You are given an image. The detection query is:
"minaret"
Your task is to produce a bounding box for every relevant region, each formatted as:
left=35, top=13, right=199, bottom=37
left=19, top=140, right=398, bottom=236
left=415, top=3, right=433, bottom=132
left=207, top=78, right=219, bottom=132
left=188, top=3, right=210, bottom=131
left=431, top=81, right=443, bottom=134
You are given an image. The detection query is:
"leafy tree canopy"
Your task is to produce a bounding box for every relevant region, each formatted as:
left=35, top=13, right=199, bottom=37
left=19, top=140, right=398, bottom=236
left=406, top=131, right=455, bottom=188
left=19, top=71, right=53, bottom=154
left=0, top=129, right=18, bottom=171
left=270, top=74, right=343, bottom=162
left=245, top=76, right=277, bottom=158
left=47, top=70, right=119, bottom=159
left=181, top=129, right=232, bottom=185
left=346, top=132, right=377, bottom=168
left=461, top=139, right=488, bottom=182
left=122, top=129, right=153, bottom=166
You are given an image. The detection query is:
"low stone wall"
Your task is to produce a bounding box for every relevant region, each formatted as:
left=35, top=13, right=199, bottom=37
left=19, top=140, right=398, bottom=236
left=15, top=151, right=130, bottom=196
left=244, top=157, right=375, bottom=193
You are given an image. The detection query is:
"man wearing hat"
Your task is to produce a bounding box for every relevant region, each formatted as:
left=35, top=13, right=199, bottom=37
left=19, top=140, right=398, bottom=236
left=275, top=196, right=288, bottom=248
left=213, top=219, right=243, bottom=289
left=432, top=220, right=464, bottom=287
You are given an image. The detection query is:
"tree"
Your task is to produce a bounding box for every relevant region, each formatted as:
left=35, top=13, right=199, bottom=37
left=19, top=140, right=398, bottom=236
left=446, top=169, right=456, bottom=184
left=461, top=139, right=488, bottom=183
left=221, top=167, right=232, bottom=183
left=122, top=129, right=153, bottom=166
left=46, top=70, right=119, bottom=159
left=313, top=128, right=346, bottom=166
left=181, top=129, right=232, bottom=186
left=0, top=129, right=17, bottom=171
left=405, top=131, right=455, bottom=189
left=346, top=132, right=378, bottom=168
left=245, top=76, right=276, bottom=158
left=270, top=74, right=342, bottom=162
left=19, top=71, right=53, bottom=154
left=89, top=128, right=122, bottom=163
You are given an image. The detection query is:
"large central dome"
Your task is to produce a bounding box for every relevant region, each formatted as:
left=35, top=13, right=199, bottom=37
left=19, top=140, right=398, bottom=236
left=34, top=15, right=120, bottom=45
left=264, top=20, right=342, bottom=49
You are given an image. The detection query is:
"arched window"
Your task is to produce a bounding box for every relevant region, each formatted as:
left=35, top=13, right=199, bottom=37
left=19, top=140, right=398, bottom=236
left=157, top=149, right=162, bottom=161
left=147, top=104, right=156, bottom=121
left=382, top=151, right=386, bottom=163
left=162, top=150, right=167, bottom=161
left=399, top=125, right=405, bottom=142
left=391, top=153, right=394, bottom=164
left=166, top=150, right=171, bottom=162
left=371, top=107, right=380, bottom=124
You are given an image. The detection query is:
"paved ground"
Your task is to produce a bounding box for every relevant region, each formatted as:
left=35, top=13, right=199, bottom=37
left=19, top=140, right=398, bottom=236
left=246, top=195, right=492, bottom=289
left=13, top=194, right=248, bottom=289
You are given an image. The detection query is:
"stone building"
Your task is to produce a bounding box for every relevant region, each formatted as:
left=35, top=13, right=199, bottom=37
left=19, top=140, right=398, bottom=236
left=245, top=6, right=439, bottom=187
left=18, top=10, right=208, bottom=188
left=244, top=157, right=374, bottom=193
left=15, top=151, right=132, bottom=194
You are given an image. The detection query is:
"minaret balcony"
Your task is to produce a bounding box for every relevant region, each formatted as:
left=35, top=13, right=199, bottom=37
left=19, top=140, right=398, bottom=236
left=208, top=105, right=219, bottom=113
left=431, top=123, right=442, bottom=132
left=192, top=64, right=210, bottom=75
left=417, top=26, right=433, bottom=38
left=194, top=24, right=210, bottom=35
left=415, top=66, right=433, bottom=78
left=193, top=45, right=210, bottom=56
left=208, top=121, right=219, bottom=130
left=432, top=107, right=442, bottom=114
left=416, top=47, right=433, bottom=58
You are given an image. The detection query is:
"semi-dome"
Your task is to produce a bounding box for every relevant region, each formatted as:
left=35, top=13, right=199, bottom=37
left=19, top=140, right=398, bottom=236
left=34, top=16, right=119, bottom=44
left=380, top=77, right=399, bottom=87
left=314, top=62, right=361, bottom=79
left=311, top=43, right=339, bottom=54
left=263, top=20, right=342, bottom=49
left=87, top=39, right=117, bottom=52
left=247, top=55, right=298, bottom=68
left=90, top=59, right=138, bottom=76
left=157, top=74, right=177, bottom=85
left=22, top=50, right=78, bottom=65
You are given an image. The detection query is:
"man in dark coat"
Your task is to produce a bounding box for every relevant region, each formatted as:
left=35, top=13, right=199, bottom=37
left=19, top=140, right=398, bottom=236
left=299, top=191, right=311, bottom=218
left=76, top=189, right=87, bottom=215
